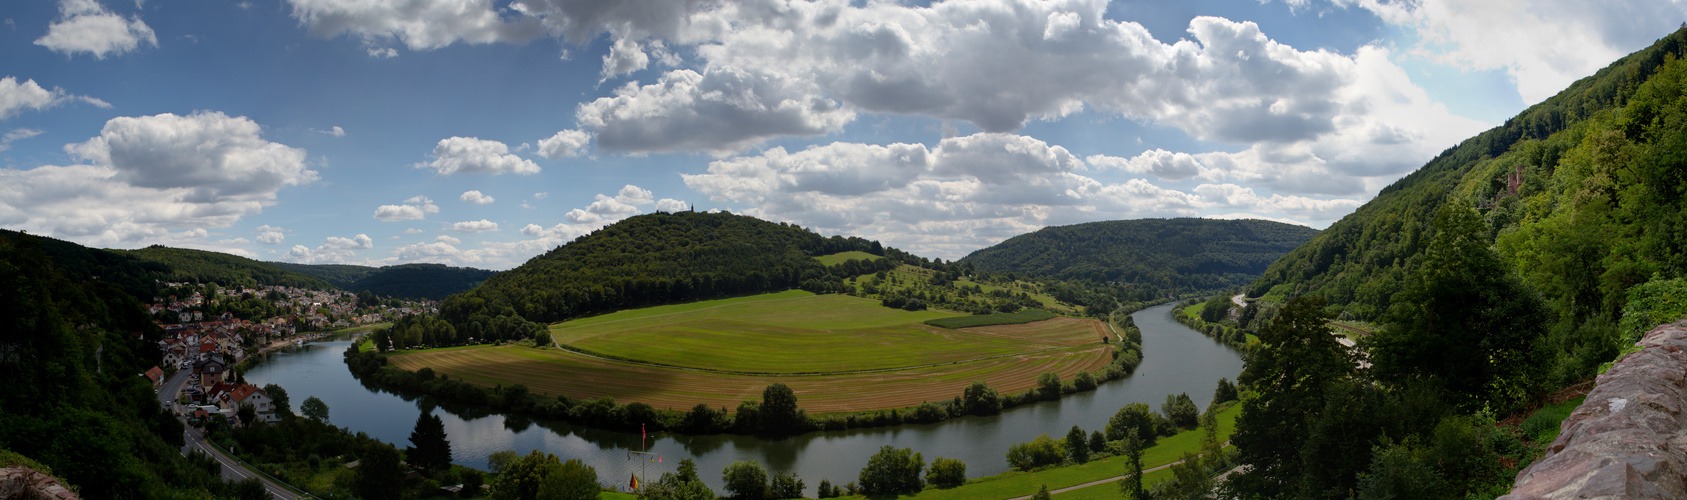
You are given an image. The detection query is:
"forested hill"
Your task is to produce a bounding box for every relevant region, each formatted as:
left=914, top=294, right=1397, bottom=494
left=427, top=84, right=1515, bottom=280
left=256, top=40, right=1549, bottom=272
left=440, top=211, right=891, bottom=326
left=0, top=229, right=332, bottom=295
left=276, top=262, right=498, bottom=300
left=1250, top=28, right=1687, bottom=324
left=959, top=218, right=1318, bottom=293
left=117, top=245, right=332, bottom=290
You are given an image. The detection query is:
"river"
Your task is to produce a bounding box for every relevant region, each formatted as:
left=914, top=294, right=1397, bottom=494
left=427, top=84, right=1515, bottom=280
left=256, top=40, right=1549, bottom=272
left=243, top=302, right=1243, bottom=495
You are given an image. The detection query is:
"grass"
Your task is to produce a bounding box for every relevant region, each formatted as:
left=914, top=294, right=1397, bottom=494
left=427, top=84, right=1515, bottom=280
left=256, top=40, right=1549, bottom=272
left=816, top=251, right=883, bottom=266
left=926, top=309, right=1058, bottom=329
left=871, top=403, right=1243, bottom=500
left=392, top=291, right=1115, bottom=413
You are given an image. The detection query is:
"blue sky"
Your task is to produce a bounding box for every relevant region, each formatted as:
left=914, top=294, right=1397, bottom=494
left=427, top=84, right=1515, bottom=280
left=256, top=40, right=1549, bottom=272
left=2, top=0, right=1683, bottom=269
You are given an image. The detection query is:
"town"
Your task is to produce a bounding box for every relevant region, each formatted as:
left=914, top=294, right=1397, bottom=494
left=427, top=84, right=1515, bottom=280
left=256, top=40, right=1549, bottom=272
left=143, top=282, right=435, bottom=425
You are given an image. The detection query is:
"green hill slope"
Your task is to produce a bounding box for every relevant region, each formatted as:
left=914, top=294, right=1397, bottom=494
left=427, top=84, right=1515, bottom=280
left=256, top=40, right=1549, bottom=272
left=960, top=218, right=1319, bottom=294
left=440, top=211, right=890, bottom=326
left=115, top=245, right=332, bottom=289
left=271, top=262, right=376, bottom=289
left=275, top=262, right=497, bottom=299
left=1250, top=28, right=1687, bottom=383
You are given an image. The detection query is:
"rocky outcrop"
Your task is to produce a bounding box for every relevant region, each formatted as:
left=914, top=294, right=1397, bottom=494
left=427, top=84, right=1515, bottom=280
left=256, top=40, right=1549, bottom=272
left=1500, top=320, right=1687, bottom=499
left=0, top=467, right=78, bottom=500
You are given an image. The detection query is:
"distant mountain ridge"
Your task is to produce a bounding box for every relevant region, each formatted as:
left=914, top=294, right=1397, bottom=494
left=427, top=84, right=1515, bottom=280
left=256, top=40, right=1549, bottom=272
left=276, top=262, right=498, bottom=300
left=959, top=218, right=1319, bottom=294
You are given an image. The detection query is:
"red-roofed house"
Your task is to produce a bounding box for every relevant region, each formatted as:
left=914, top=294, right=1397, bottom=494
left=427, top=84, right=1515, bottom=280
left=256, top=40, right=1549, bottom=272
left=144, top=366, right=164, bottom=389
left=228, top=384, right=279, bottom=423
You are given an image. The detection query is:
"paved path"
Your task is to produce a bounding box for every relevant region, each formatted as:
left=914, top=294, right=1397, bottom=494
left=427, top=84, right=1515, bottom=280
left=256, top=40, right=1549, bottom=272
left=1002, top=457, right=1190, bottom=500
left=1231, top=294, right=1247, bottom=308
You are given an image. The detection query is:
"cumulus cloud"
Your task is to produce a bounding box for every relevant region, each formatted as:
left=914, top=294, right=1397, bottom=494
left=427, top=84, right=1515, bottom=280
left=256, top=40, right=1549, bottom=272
left=684, top=132, right=1361, bottom=258
left=450, top=219, right=499, bottom=233
left=0, top=111, right=314, bottom=247
left=322, top=233, right=374, bottom=249
left=435, top=234, right=461, bottom=245
left=460, top=190, right=495, bottom=204
left=1088, top=149, right=1216, bottom=182
left=1, top=76, right=110, bottom=119
left=536, top=129, right=590, bottom=159
left=286, top=0, right=545, bottom=51
left=574, top=68, right=853, bottom=154
left=255, top=224, right=286, bottom=244
left=415, top=136, right=541, bottom=175
left=34, top=0, right=157, bottom=59
left=656, top=198, right=689, bottom=212
left=373, top=195, right=439, bottom=221
left=1336, top=0, right=1687, bottom=103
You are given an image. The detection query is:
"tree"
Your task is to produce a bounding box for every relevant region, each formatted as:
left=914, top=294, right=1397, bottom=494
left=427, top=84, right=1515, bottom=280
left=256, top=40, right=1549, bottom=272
left=537, top=459, right=599, bottom=500
left=262, top=383, right=291, bottom=416
left=1162, top=393, right=1198, bottom=429
left=1369, top=205, right=1548, bottom=410
left=1157, top=452, right=1214, bottom=500
left=407, top=412, right=453, bottom=473
left=488, top=450, right=521, bottom=474
left=760, top=383, right=802, bottom=434
left=769, top=472, right=804, bottom=500
left=301, top=396, right=330, bottom=424
left=1088, top=430, right=1107, bottom=454
left=1118, top=434, right=1145, bottom=500
left=1230, top=296, right=1352, bottom=497
left=1036, top=372, right=1062, bottom=400
left=1106, top=403, right=1159, bottom=446
left=1006, top=434, right=1066, bottom=471
left=816, top=479, right=836, bottom=498
left=355, top=443, right=406, bottom=500
left=236, top=403, right=256, bottom=426
left=1065, top=426, right=1090, bottom=464
left=1212, top=378, right=1238, bottom=405
left=643, top=459, right=714, bottom=500
left=962, top=381, right=1002, bottom=415
left=722, top=460, right=768, bottom=500
left=857, top=445, right=924, bottom=495
left=493, top=450, right=561, bottom=500
left=926, top=457, right=967, bottom=488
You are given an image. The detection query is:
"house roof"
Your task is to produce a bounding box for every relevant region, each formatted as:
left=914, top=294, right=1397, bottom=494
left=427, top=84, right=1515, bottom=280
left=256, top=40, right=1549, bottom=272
left=229, top=384, right=265, bottom=403
left=144, top=366, right=164, bottom=383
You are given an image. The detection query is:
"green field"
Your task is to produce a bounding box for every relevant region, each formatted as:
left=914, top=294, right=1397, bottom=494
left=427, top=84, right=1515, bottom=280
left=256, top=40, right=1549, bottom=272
left=816, top=250, right=883, bottom=266
left=552, top=292, right=1091, bottom=374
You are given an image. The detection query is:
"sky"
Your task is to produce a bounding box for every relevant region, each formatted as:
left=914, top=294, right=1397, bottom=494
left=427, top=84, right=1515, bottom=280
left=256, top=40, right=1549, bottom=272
left=2, top=0, right=1684, bottom=270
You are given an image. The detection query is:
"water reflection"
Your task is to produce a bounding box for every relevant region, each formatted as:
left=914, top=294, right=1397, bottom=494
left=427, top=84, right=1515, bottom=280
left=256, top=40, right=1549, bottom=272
left=244, top=302, right=1242, bottom=495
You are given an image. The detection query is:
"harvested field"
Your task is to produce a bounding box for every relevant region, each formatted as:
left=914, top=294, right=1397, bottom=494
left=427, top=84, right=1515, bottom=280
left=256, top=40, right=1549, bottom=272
left=390, top=291, right=1117, bottom=413
left=388, top=344, right=1113, bottom=413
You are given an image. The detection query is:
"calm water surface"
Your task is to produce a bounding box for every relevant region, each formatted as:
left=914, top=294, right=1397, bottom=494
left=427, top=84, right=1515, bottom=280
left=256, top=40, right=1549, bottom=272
left=244, top=302, right=1242, bottom=494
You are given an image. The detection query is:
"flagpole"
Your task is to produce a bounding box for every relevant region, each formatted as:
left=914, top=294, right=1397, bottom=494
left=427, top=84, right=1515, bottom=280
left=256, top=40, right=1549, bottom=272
left=628, top=422, right=660, bottom=492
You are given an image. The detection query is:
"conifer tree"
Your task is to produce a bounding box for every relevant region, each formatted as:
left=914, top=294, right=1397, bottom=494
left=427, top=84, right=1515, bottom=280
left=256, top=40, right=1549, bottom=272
left=407, top=412, right=452, bottom=473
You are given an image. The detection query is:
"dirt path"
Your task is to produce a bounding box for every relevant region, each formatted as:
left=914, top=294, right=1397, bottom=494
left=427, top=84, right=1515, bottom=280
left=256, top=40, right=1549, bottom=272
left=1002, top=444, right=1229, bottom=500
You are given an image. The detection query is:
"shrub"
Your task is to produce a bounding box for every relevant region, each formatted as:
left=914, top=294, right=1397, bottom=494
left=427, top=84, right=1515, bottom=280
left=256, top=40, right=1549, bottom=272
left=858, top=446, right=924, bottom=495
left=1006, top=434, right=1066, bottom=471
left=926, top=457, right=967, bottom=488
left=722, top=460, right=768, bottom=500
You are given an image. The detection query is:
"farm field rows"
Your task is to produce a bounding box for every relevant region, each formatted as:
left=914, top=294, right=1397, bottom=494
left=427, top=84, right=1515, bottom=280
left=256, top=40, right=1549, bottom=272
left=390, top=291, right=1116, bottom=412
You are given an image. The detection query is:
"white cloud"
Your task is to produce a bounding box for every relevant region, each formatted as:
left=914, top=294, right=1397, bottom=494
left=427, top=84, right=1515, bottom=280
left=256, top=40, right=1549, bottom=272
left=533, top=192, right=548, bottom=199
left=415, top=136, right=541, bottom=175
left=0, top=128, right=43, bottom=152
left=367, top=47, right=398, bottom=58
left=656, top=198, right=689, bottom=212
left=435, top=235, right=461, bottom=245
left=1, top=76, right=109, bottom=119
left=286, top=0, right=545, bottom=51
left=322, top=233, right=374, bottom=249
left=255, top=224, right=286, bottom=244
left=1088, top=149, right=1216, bottom=182
left=574, top=68, right=853, bottom=154
left=460, top=190, right=495, bottom=204
left=373, top=195, right=439, bottom=221
left=403, top=228, right=424, bottom=234
left=684, top=132, right=1365, bottom=259
left=0, top=112, right=313, bottom=248
left=602, top=36, right=650, bottom=79
left=311, top=125, right=347, bottom=137
left=34, top=0, right=157, bottom=59
left=1337, top=0, right=1687, bottom=103
left=536, top=129, right=590, bottom=159
left=450, top=219, right=499, bottom=233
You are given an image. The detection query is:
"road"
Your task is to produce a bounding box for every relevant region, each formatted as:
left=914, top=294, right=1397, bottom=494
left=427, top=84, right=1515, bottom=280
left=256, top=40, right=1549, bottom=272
left=1231, top=294, right=1247, bottom=308
left=158, top=368, right=301, bottom=499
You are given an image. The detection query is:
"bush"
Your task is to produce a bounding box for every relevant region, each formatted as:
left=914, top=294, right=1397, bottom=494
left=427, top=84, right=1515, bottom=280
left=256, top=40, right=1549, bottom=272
left=1006, top=434, right=1066, bottom=471
left=1162, top=393, right=1198, bottom=429
left=926, top=457, right=967, bottom=488
left=1073, top=371, right=1097, bottom=391
left=769, top=472, right=804, bottom=500
left=962, top=381, right=1002, bottom=416
left=1106, top=403, right=1159, bottom=446
left=722, top=460, right=769, bottom=500
left=537, top=459, right=599, bottom=500
left=858, top=446, right=924, bottom=495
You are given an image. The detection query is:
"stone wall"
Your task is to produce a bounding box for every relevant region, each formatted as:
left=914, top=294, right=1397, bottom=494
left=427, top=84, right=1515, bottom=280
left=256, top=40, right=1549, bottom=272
left=0, top=467, right=78, bottom=500
left=1500, top=320, right=1687, bottom=499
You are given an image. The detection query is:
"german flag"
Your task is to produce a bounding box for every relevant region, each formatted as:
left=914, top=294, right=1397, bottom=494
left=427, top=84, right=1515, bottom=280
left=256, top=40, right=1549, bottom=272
left=630, top=474, right=639, bottom=490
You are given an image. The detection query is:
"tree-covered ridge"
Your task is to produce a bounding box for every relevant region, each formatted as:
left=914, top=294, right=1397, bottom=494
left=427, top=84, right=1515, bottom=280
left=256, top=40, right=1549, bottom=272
left=440, top=211, right=889, bottom=326
left=117, top=245, right=333, bottom=290
left=959, top=218, right=1319, bottom=294
left=1251, top=27, right=1687, bottom=322
left=278, top=262, right=499, bottom=300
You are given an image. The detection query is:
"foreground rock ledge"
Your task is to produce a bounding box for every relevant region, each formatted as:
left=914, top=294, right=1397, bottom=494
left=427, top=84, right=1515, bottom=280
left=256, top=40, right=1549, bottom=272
left=1501, top=320, right=1687, bottom=499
